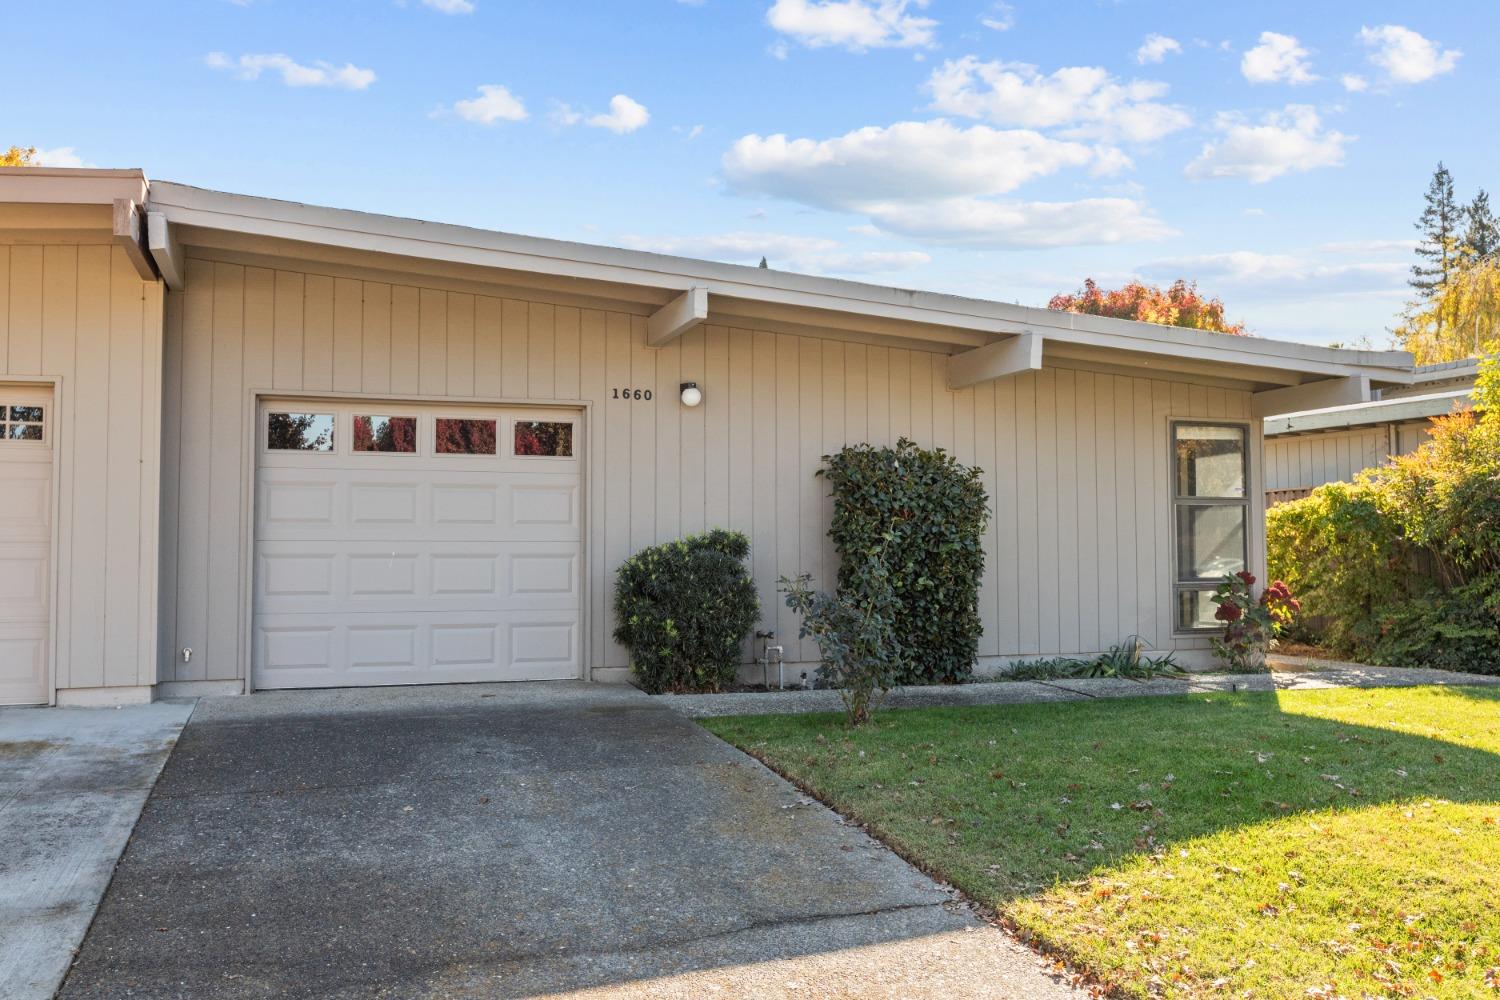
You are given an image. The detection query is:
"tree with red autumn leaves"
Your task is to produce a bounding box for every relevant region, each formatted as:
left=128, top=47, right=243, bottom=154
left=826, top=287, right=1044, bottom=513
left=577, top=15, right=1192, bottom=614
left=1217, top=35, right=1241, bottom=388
left=1048, top=278, right=1247, bottom=336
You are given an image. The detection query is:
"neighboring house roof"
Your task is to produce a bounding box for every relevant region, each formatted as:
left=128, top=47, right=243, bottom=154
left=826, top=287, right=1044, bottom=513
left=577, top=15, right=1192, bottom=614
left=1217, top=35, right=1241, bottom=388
left=3, top=167, right=1418, bottom=401
left=1264, top=357, right=1484, bottom=434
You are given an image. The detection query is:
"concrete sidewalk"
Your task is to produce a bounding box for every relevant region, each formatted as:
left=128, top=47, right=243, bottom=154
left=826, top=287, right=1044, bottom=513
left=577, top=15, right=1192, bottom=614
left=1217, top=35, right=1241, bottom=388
left=655, top=662, right=1500, bottom=717
left=0, top=700, right=193, bottom=1000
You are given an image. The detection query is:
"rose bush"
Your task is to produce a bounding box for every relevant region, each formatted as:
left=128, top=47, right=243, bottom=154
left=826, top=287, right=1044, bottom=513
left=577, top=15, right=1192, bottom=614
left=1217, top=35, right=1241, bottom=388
left=1211, top=571, right=1299, bottom=672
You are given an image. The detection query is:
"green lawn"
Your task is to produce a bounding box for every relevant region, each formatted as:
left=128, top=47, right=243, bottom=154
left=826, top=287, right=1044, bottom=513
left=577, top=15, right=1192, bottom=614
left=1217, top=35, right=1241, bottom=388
left=703, top=686, right=1500, bottom=998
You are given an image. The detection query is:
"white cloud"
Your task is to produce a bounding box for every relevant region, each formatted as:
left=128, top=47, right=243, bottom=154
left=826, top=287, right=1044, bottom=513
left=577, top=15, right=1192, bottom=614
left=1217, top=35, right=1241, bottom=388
left=586, top=94, right=650, bottom=134
left=1185, top=105, right=1351, bottom=183
left=722, top=119, right=1171, bottom=249
left=768, top=40, right=790, bottom=60
left=766, top=0, right=936, bottom=51
left=421, top=0, right=474, bottom=12
left=449, top=84, right=528, bottom=124
left=1357, top=24, right=1460, bottom=84
left=980, top=2, right=1014, bottom=31
left=674, top=124, right=706, bottom=140
left=1340, top=73, right=1368, bottom=92
left=925, top=56, right=1191, bottom=143
left=1135, top=34, right=1181, bottom=65
left=549, top=102, right=582, bottom=126
left=1139, top=249, right=1407, bottom=298
left=1240, top=31, right=1317, bottom=85
left=618, top=231, right=930, bottom=275
left=31, top=147, right=91, bottom=168
left=205, top=51, right=375, bottom=90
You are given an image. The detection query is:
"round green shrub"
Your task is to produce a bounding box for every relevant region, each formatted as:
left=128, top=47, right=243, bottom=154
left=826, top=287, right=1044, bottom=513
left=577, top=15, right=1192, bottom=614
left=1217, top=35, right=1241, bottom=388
left=820, top=438, right=989, bottom=685
left=613, top=529, right=760, bottom=694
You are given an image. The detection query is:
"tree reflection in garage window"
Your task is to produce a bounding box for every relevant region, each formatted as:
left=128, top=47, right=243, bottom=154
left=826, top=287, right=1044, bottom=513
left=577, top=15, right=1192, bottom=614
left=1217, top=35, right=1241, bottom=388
left=514, top=421, right=573, bottom=457
left=267, top=412, right=334, bottom=451
left=436, top=418, right=497, bottom=455
left=353, top=415, right=417, bottom=453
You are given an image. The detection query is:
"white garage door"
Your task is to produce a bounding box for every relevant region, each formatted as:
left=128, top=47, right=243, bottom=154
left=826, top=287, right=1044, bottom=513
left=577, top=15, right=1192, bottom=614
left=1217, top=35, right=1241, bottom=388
left=253, top=401, right=582, bottom=690
left=0, top=387, right=53, bottom=706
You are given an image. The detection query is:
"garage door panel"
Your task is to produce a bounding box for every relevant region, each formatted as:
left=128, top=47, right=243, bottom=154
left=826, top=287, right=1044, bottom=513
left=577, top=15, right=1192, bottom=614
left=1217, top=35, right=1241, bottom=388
left=0, top=625, right=48, bottom=705
left=0, top=547, right=50, bottom=623
left=254, top=401, right=582, bottom=689
left=0, top=389, right=52, bottom=706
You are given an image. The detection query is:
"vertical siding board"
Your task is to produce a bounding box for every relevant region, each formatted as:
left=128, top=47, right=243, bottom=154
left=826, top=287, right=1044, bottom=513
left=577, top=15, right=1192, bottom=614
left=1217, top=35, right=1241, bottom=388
left=888, top=350, right=910, bottom=439
left=602, top=312, right=632, bottom=667
left=136, top=281, right=164, bottom=687
left=40, top=248, right=77, bottom=685
left=446, top=293, right=476, bottom=398
left=909, top=352, right=933, bottom=445
left=332, top=277, right=362, bottom=393
left=1014, top=371, right=1039, bottom=654
left=1034, top=370, right=1060, bottom=654
left=1093, top=376, right=1119, bottom=644
left=271, top=271, right=304, bottom=390
left=1151, top=380, right=1172, bottom=647
left=866, top=347, right=890, bottom=445
left=798, top=337, right=824, bottom=663
left=1132, top=378, right=1157, bottom=642
left=417, top=288, right=447, bottom=396
left=1113, top=376, right=1138, bottom=648
left=773, top=334, right=801, bottom=655
left=302, top=275, right=334, bottom=392
left=501, top=299, right=529, bottom=398
left=389, top=286, right=420, bottom=396
left=206, top=263, right=245, bottom=682
left=703, top=326, right=731, bottom=533
left=577, top=310, right=608, bottom=671
left=628, top=316, right=655, bottom=559
left=994, top=375, right=1019, bottom=653
left=103, top=252, right=145, bottom=687
left=66, top=248, right=112, bottom=688
left=654, top=337, right=682, bottom=541
left=844, top=343, right=868, bottom=446
left=974, top=379, right=999, bottom=657
left=554, top=306, right=581, bottom=400
left=751, top=330, right=778, bottom=643
left=361, top=282, right=392, bottom=394
left=526, top=302, right=554, bottom=398
left=7, top=246, right=43, bottom=374
left=173, top=259, right=213, bottom=681
left=0, top=246, right=8, bottom=370
left=679, top=326, right=707, bottom=535
left=931, top=358, right=954, bottom=454
left=472, top=296, right=503, bottom=397
left=819, top=340, right=845, bottom=618
left=1074, top=372, right=1099, bottom=653
left=1053, top=369, right=1078, bottom=653
left=40, top=246, right=78, bottom=376
left=243, top=268, right=275, bottom=391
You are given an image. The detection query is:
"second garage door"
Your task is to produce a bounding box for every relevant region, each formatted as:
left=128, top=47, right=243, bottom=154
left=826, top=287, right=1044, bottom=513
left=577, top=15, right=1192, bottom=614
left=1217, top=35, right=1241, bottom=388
left=253, top=401, right=582, bottom=690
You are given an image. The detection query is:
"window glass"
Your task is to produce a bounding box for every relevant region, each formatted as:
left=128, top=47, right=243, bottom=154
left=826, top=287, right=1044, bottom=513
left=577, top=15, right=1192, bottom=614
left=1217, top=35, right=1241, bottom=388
left=353, top=415, right=417, bottom=453
left=2, top=404, right=45, bottom=443
left=267, top=412, right=334, bottom=452
left=1177, top=590, right=1220, bottom=631
left=1176, top=505, right=1246, bottom=581
left=1175, top=424, right=1246, bottom=498
left=436, top=418, right=497, bottom=455
left=514, top=421, right=573, bottom=457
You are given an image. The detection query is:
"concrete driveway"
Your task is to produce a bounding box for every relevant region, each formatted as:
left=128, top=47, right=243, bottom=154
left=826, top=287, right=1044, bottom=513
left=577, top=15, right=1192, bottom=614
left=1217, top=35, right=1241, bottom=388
left=58, top=683, right=1077, bottom=999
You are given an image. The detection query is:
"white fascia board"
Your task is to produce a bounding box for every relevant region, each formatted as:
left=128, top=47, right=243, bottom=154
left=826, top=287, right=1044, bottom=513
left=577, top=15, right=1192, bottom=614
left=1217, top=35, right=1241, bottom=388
left=1264, top=389, right=1474, bottom=435
left=145, top=180, right=1417, bottom=383
left=0, top=168, right=148, bottom=207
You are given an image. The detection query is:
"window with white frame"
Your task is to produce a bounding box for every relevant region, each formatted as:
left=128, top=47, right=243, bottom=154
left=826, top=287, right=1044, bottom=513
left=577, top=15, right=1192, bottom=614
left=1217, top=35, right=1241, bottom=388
left=1171, top=421, right=1249, bottom=631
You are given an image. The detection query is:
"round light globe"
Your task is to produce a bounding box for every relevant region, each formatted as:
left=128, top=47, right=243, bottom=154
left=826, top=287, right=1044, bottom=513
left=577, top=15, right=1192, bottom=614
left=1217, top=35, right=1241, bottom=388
left=680, top=382, right=703, bottom=407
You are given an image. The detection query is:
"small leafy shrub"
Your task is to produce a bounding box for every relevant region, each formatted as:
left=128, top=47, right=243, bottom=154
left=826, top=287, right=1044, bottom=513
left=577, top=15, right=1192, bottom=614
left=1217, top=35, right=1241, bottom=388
left=1001, top=638, right=1182, bottom=681
left=613, top=529, right=759, bottom=694
left=821, top=438, right=988, bottom=685
left=781, top=555, right=907, bottom=725
left=1209, top=572, right=1299, bottom=672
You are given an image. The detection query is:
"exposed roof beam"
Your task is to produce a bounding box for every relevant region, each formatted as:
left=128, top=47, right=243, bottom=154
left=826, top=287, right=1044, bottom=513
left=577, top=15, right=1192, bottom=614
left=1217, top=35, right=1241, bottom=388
left=1252, top=375, right=1370, bottom=418
left=647, top=286, right=708, bottom=348
left=146, top=211, right=184, bottom=289
left=947, top=332, right=1043, bottom=390
left=111, top=198, right=158, bottom=281
left=1264, top=389, right=1472, bottom=436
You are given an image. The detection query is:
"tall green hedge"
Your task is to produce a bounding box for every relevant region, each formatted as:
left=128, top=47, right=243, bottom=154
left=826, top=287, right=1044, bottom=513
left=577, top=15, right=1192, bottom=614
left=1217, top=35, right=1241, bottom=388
left=820, top=438, right=989, bottom=684
left=613, top=529, right=760, bottom=693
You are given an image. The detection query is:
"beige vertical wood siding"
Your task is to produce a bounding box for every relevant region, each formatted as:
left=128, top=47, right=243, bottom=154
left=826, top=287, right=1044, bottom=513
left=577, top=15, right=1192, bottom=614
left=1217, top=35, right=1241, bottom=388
left=0, top=244, right=163, bottom=693
left=1263, top=419, right=1449, bottom=496
left=160, top=258, right=1256, bottom=683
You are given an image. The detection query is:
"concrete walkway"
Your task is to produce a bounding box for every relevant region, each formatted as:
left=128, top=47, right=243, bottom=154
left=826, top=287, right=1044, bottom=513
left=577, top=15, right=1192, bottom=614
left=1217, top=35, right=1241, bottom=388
left=59, top=683, right=1081, bottom=999
left=656, top=662, right=1500, bottom=717
left=0, top=701, right=193, bottom=1000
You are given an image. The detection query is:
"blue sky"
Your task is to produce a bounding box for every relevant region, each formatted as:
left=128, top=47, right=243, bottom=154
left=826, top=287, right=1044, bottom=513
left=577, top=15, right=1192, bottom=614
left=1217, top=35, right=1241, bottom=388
left=10, top=1, right=1497, bottom=345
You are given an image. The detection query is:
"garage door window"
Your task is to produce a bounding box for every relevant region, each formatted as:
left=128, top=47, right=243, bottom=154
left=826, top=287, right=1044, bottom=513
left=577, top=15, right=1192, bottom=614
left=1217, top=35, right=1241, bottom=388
left=436, top=418, right=497, bottom=455
left=2, top=404, right=45, bottom=442
left=353, top=415, right=417, bottom=454
left=514, top=420, right=573, bottom=457
left=1172, top=421, right=1249, bottom=631
left=267, top=412, right=334, bottom=452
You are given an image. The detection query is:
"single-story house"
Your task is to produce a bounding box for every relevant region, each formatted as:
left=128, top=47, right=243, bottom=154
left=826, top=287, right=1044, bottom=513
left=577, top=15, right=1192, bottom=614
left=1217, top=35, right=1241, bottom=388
left=1263, top=358, right=1477, bottom=506
left=0, top=168, right=1417, bottom=706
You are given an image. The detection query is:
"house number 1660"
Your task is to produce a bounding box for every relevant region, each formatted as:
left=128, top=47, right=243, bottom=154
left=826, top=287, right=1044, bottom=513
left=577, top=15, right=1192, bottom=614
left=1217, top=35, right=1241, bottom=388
left=612, top=388, right=653, bottom=400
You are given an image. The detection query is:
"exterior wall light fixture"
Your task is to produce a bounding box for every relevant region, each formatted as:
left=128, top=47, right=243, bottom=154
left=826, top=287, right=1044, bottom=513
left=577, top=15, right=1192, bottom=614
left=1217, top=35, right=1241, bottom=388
left=680, top=382, right=703, bottom=407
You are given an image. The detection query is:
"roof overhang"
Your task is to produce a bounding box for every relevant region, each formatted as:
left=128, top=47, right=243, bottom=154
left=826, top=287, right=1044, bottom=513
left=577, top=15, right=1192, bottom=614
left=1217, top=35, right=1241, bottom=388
left=7, top=171, right=1418, bottom=396
left=1264, top=389, right=1474, bottom=436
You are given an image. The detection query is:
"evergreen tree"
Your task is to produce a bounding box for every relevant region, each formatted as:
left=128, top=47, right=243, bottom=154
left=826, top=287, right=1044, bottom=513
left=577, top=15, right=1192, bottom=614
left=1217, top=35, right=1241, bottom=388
left=1411, top=162, right=1461, bottom=299
left=1463, top=189, right=1499, bottom=260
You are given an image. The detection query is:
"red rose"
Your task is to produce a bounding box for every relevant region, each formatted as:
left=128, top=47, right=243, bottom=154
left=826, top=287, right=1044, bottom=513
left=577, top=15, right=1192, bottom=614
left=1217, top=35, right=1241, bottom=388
left=1236, top=570, right=1256, bottom=586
